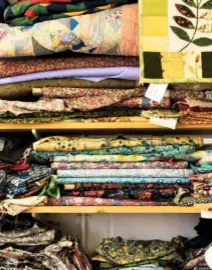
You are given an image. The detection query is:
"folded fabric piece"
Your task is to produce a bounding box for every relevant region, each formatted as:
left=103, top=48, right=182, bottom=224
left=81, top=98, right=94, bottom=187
left=61, top=189, right=177, bottom=201
left=56, top=177, right=190, bottom=184
left=141, top=109, right=181, bottom=119
left=93, top=236, right=185, bottom=267
left=52, top=153, right=190, bottom=162
left=189, top=173, right=212, bottom=182
left=0, top=56, right=139, bottom=78
left=48, top=197, right=177, bottom=206
left=57, top=145, right=196, bottom=155
left=186, top=150, right=212, bottom=162
left=173, top=99, right=212, bottom=112
left=57, top=169, right=192, bottom=178
left=34, top=87, right=144, bottom=98
left=51, top=161, right=189, bottom=170
left=114, top=97, right=170, bottom=109
left=0, top=98, right=67, bottom=116
left=63, top=183, right=189, bottom=191
left=0, top=67, right=139, bottom=85
left=170, top=90, right=205, bottom=102
left=33, top=136, right=203, bottom=151
left=190, top=164, right=212, bottom=173
left=0, top=196, right=47, bottom=215
left=5, top=0, right=137, bottom=26
left=110, top=265, right=165, bottom=270
left=198, top=155, right=212, bottom=165
left=0, top=79, right=138, bottom=100
left=0, top=4, right=138, bottom=57
left=179, top=111, right=212, bottom=124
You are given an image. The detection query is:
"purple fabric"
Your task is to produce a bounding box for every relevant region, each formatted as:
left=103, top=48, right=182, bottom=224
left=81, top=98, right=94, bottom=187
left=0, top=67, right=139, bottom=85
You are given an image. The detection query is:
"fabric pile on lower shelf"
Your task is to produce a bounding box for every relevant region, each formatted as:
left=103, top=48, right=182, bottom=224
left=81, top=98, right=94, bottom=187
left=92, top=236, right=185, bottom=269
left=29, top=135, right=206, bottom=207
left=0, top=214, right=91, bottom=270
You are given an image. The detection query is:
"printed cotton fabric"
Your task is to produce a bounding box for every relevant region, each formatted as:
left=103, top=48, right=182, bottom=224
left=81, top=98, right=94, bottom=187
left=0, top=4, right=138, bottom=57
left=139, top=0, right=212, bottom=83
left=0, top=56, right=139, bottom=78
left=56, top=177, right=190, bottom=184
left=57, top=169, right=192, bottom=178
left=33, top=136, right=203, bottom=151
left=48, top=197, right=177, bottom=206
left=51, top=161, right=189, bottom=170
left=0, top=79, right=138, bottom=100
left=4, top=0, right=137, bottom=26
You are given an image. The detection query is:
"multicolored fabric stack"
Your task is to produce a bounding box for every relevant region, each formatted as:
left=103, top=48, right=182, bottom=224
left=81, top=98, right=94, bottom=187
left=0, top=213, right=91, bottom=270
left=187, top=149, right=212, bottom=204
left=29, top=135, right=205, bottom=207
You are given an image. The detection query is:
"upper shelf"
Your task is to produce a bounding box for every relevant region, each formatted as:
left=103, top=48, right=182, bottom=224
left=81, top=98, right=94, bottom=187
left=22, top=205, right=212, bottom=214
left=0, top=122, right=212, bottom=130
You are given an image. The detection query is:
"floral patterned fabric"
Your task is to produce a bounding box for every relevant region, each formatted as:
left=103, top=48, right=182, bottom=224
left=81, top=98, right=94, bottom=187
left=57, top=169, right=192, bottom=178
left=56, top=177, right=190, bottom=184
left=51, top=161, right=189, bottom=170
left=48, top=197, right=177, bottom=206
left=33, top=136, right=203, bottom=152
left=179, top=111, right=212, bottom=124
left=52, top=153, right=191, bottom=163
left=114, top=97, right=170, bottom=109
left=36, top=87, right=144, bottom=98
left=0, top=56, right=139, bottom=78
left=53, top=145, right=196, bottom=156
left=0, top=4, right=138, bottom=57
left=63, top=183, right=190, bottom=191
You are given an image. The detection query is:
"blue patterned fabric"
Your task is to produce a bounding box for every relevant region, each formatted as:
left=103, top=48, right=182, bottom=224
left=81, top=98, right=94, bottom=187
left=56, top=177, right=190, bottom=184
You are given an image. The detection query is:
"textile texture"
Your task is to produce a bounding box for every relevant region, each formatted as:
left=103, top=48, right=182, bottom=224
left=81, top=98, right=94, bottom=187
left=4, top=0, right=137, bottom=26
left=0, top=4, right=138, bottom=57
left=0, top=56, right=139, bottom=78
left=139, top=0, right=212, bottom=83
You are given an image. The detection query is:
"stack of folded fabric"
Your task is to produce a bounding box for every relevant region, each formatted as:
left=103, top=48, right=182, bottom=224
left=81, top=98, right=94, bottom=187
left=29, top=135, right=204, bottom=207
left=0, top=213, right=91, bottom=269
left=187, top=149, right=212, bottom=204
left=92, top=236, right=186, bottom=269
left=0, top=1, right=146, bottom=124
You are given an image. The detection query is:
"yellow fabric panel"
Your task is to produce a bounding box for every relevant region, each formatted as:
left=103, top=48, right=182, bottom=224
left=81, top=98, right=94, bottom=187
left=143, top=17, right=168, bottom=36
left=143, top=0, right=168, bottom=16
left=161, top=52, right=184, bottom=79
left=143, top=36, right=169, bottom=51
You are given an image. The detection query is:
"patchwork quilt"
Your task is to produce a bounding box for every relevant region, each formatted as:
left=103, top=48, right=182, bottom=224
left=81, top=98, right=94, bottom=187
left=139, top=0, right=212, bottom=83
left=0, top=3, right=138, bottom=57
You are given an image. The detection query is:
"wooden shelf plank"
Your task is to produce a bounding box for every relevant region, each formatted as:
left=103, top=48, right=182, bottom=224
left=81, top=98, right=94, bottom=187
left=20, top=205, right=212, bottom=214
left=0, top=122, right=211, bottom=130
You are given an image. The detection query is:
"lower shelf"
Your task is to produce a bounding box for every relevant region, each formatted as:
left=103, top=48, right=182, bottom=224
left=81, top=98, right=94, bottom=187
left=23, top=205, right=212, bottom=214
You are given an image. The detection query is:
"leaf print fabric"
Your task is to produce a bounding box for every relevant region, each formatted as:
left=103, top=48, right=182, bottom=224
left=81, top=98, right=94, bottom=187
left=139, top=0, right=212, bottom=82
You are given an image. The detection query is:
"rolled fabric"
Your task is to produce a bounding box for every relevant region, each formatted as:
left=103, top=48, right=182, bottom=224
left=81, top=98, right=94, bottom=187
left=0, top=4, right=138, bottom=57
left=56, top=177, right=190, bottom=184
left=57, top=169, right=192, bottom=178
left=0, top=79, right=138, bottom=100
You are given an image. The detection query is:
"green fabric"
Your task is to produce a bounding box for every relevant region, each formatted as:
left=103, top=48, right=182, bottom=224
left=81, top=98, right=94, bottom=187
left=39, top=175, right=60, bottom=199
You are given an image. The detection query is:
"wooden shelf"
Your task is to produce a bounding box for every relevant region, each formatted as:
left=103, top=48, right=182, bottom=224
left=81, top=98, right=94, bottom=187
left=0, top=122, right=211, bottom=130
left=22, top=205, right=212, bottom=214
